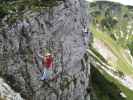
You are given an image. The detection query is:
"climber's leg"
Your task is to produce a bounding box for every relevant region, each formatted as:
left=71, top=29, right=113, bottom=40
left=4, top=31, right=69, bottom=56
left=51, top=74, right=59, bottom=80
left=40, top=68, right=48, bottom=80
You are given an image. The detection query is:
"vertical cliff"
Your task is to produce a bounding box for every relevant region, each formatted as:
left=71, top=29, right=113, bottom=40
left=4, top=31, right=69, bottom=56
left=0, top=0, right=90, bottom=100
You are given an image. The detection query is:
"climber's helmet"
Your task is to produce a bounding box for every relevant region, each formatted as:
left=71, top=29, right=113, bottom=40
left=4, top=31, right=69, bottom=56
left=45, top=53, right=52, bottom=58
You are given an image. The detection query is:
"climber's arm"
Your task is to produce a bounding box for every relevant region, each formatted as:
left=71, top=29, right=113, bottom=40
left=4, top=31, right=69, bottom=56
left=37, top=52, right=43, bottom=60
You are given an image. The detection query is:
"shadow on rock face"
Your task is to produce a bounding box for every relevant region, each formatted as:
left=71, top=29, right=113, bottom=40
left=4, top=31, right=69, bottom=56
left=2, top=74, right=29, bottom=99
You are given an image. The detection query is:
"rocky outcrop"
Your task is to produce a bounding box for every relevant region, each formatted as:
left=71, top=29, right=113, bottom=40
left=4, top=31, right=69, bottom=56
left=0, top=78, right=23, bottom=100
left=0, top=0, right=90, bottom=100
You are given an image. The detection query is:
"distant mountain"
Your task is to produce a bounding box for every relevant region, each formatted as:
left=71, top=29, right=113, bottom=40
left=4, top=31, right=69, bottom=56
left=89, top=1, right=133, bottom=100
left=90, top=1, right=133, bottom=56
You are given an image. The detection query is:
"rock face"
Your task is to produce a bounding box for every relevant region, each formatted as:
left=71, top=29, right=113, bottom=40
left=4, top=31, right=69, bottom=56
left=0, top=0, right=90, bottom=100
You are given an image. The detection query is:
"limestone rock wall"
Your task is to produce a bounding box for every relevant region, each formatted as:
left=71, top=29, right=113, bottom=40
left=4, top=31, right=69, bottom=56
left=0, top=0, right=90, bottom=100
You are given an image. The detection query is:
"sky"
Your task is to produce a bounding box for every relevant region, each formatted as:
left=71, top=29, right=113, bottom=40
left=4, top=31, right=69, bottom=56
left=85, top=0, right=133, bottom=6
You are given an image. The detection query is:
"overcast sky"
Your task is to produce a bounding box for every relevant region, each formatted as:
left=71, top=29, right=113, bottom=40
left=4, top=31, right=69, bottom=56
left=86, top=0, right=133, bottom=6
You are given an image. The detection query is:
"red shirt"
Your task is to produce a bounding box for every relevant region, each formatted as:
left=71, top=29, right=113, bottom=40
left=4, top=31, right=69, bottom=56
left=43, top=55, right=53, bottom=69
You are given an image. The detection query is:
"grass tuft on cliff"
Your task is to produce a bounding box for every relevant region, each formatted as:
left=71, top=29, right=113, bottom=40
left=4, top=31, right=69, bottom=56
left=0, top=0, right=64, bottom=24
left=90, top=1, right=133, bottom=100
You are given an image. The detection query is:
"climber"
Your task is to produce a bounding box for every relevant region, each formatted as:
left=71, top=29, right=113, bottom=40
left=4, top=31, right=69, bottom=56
left=33, top=52, right=53, bottom=80
left=37, top=52, right=54, bottom=80
left=82, top=27, right=89, bottom=45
